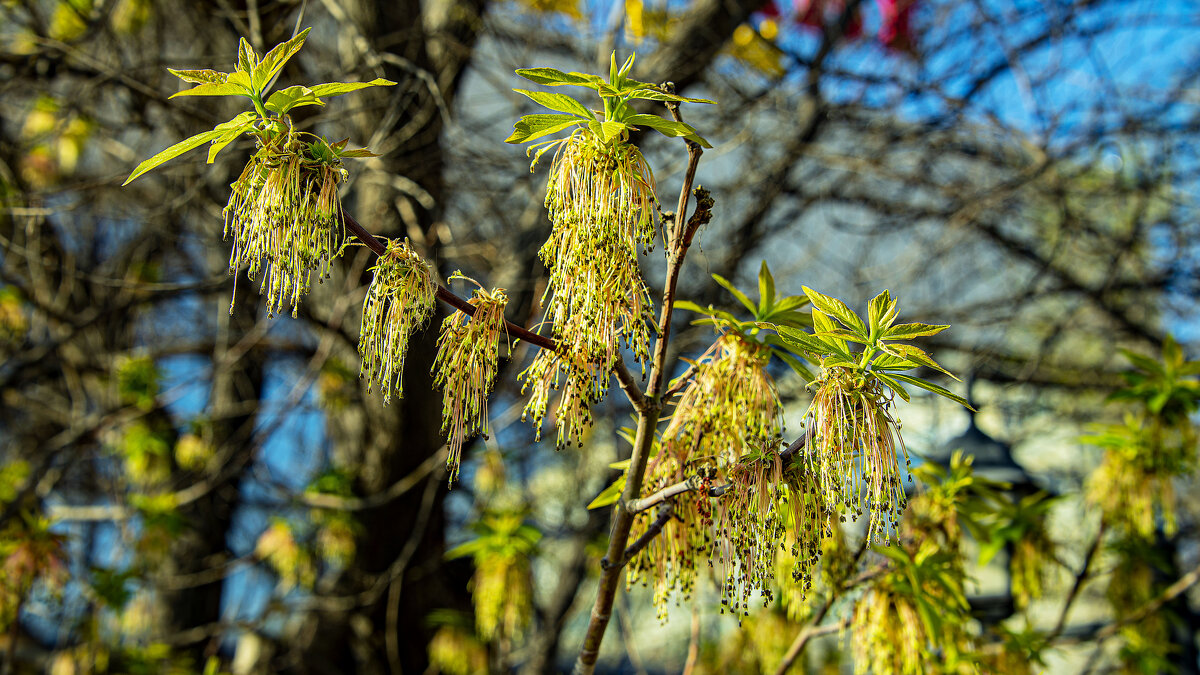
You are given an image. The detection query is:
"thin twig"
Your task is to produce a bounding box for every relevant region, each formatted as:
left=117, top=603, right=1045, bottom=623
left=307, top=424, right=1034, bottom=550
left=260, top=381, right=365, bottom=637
left=626, top=434, right=807, bottom=513
left=1057, top=557, right=1200, bottom=646
left=1049, top=520, right=1106, bottom=640
left=662, top=363, right=697, bottom=400
left=616, top=504, right=675, bottom=566
left=774, top=536, right=871, bottom=675
left=626, top=477, right=703, bottom=514
left=613, top=359, right=649, bottom=412
left=340, top=211, right=557, bottom=351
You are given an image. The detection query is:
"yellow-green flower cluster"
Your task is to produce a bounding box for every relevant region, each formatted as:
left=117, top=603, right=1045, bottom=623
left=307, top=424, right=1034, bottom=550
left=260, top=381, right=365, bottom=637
left=851, top=584, right=927, bottom=675
left=625, top=474, right=710, bottom=620
left=358, top=238, right=436, bottom=403
left=472, top=549, right=534, bottom=644
left=710, top=463, right=828, bottom=617
left=432, top=283, right=508, bottom=484
left=663, top=334, right=783, bottom=466
left=224, top=132, right=347, bottom=317
left=523, top=128, right=657, bottom=447
left=428, top=624, right=488, bottom=675
left=806, top=365, right=909, bottom=544
left=628, top=332, right=802, bottom=619
left=1085, top=415, right=1189, bottom=540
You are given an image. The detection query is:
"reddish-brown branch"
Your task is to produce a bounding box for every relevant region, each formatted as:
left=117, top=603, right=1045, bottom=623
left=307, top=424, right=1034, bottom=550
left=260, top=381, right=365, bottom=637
left=339, top=211, right=557, bottom=352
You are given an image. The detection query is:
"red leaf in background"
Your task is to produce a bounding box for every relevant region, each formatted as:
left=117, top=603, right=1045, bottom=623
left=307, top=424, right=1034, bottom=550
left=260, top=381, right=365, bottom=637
left=758, top=0, right=782, bottom=19
left=794, top=0, right=863, bottom=39
left=845, top=2, right=864, bottom=38
left=877, top=0, right=918, bottom=54
left=795, top=0, right=824, bottom=29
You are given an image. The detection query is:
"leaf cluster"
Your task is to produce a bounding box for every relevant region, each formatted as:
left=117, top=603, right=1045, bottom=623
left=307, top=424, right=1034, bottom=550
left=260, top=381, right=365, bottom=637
left=676, top=262, right=814, bottom=381
left=124, top=28, right=393, bottom=184
left=767, top=287, right=970, bottom=409
left=505, top=52, right=713, bottom=166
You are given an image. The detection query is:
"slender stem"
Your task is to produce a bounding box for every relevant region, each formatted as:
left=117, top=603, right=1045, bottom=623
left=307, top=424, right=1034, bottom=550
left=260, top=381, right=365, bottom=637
left=626, top=476, right=702, bottom=514
left=627, top=434, right=806, bottom=513
left=573, top=123, right=706, bottom=675
left=1054, top=557, right=1200, bottom=646
left=613, top=359, right=649, bottom=412
left=661, top=363, right=697, bottom=399
left=1049, top=519, right=1106, bottom=640
left=339, top=211, right=557, bottom=352
left=618, top=503, right=675, bottom=566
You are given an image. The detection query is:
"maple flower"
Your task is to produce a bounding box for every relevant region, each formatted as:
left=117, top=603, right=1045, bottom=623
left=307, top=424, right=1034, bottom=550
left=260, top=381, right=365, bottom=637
left=663, top=333, right=783, bottom=467
left=358, top=238, right=436, bottom=403
left=711, top=461, right=827, bottom=617
left=432, top=282, right=509, bottom=484
left=805, top=365, right=909, bottom=544
left=224, top=133, right=348, bottom=317
left=522, top=127, right=657, bottom=447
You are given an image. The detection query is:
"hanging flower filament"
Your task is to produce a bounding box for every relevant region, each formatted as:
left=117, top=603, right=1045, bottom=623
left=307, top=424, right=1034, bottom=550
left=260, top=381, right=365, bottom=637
left=432, top=279, right=509, bottom=485
left=358, top=238, right=436, bottom=403
left=224, top=128, right=349, bottom=317
left=806, top=365, right=908, bottom=544
left=523, top=127, right=658, bottom=447
left=663, top=333, right=783, bottom=467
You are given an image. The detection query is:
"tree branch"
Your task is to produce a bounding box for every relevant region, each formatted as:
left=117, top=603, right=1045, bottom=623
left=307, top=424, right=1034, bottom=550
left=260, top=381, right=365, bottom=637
left=340, top=211, right=558, bottom=352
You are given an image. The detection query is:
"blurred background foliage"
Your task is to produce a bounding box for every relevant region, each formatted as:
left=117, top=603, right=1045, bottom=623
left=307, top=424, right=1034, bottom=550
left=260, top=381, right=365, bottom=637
left=1, top=0, right=1199, bottom=673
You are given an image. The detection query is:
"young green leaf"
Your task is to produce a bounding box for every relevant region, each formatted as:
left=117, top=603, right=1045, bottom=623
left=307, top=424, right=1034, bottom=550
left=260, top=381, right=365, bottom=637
left=169, top=81, right=252, bottom=99
left=879, top=343, right=956, bottom=379
left=205, top=111, right=257, bottom=163
left=773, top=348, right=817, bottom=382
left=884, top=322, right=951, bottom=340
left=252, top=27, right=311, bottom=93
left=599, top=120, right=627, bottom=143
left=867, top=289, right=896, bottom=334
left=513, top=89, right=594, bottom=119
left=757, top=261, right=776, bottom=316
left=588, top=475, right=626, bottom=510
left=237, top=37, right=258, bottom=74
left=802, top=286, right=868, bottom=336
left=265, top=85, right=324, bottom=115
left=168, top=68, right=228, bottom=85
left=711, top=274, right=757, bottom=315
left=889, top=373, right=974, bottom=410
left=625, top=89, right=716, bottom=104
left=773, top=324, right=836, bottom=357
left=811, top=310, right=851, bottom=356
left=124, top=128, right=229, bottom=185
left=338, top=148, right=379, bottom=158
left=308, top=78, right=396, bottom=98
left=870, top=352, right=920, bottom=370
left=515, top=67, right=604, bottom=89
left=623, top=114, right=713, bottom=148
left=505, top=114, right=583, bottom=144
left=873, top=372, right=910, bottom=402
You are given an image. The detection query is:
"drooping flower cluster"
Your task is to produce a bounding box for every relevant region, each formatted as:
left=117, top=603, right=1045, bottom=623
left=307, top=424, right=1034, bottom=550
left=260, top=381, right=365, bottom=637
left=625, top=443, right=712, bottom=619
left=432, top=282, right=509, bottom=484
left=224, top=132, right=348, bottom=317
left=522, top=128, right=657, bottom=447
left=358, top=238, right=436, bottom=403
left=664, top=334, right=783, bottom=465
left=710, top=462, right=828, bottom=617
left=627, top=332, right=823, bottom=618
left=446, top=513, right=540, bottom=646
left=805, top=365, right=908, bottom=544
